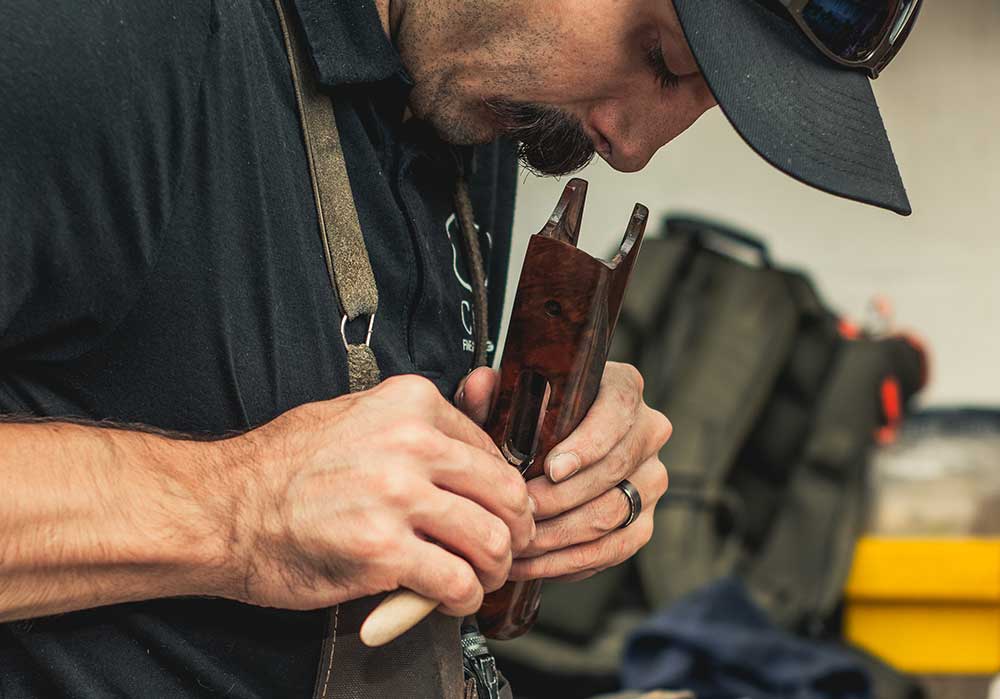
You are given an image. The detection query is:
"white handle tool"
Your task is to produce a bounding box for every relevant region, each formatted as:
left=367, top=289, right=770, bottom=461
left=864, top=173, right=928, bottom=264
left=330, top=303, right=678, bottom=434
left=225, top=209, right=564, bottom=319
left=359, top=590, right=439, bottom=647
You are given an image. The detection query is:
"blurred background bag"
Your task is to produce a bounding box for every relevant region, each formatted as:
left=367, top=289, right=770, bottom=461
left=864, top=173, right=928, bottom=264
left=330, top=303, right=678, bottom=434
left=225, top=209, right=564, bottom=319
left=493, top=216, right=927, bottom=699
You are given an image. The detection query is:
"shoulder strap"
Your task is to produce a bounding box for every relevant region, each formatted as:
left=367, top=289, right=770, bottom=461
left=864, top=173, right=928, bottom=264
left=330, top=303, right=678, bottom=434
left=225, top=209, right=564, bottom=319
left=271, top=4, right=470, bottom=699
left=273, top=0, right=380, bottom=393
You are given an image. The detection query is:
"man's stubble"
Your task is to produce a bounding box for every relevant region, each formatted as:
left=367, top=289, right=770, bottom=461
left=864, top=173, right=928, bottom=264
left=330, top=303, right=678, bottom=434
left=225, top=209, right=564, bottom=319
left=395, top=0, right=596, bottom=176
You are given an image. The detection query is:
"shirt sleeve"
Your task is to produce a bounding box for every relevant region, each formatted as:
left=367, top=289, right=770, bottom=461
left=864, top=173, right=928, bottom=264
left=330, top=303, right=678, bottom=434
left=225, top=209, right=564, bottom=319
left=0, top=0, right=214, bottom=361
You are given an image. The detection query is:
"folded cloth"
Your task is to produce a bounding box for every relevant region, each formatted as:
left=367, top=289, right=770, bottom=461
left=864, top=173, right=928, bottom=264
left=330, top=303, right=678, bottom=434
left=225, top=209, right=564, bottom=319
left=621, top=577, right=870, bottom=699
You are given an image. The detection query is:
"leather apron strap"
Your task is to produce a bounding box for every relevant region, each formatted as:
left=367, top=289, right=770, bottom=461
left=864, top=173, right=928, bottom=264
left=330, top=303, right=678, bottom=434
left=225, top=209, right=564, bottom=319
left=274, top=0, right=380, bottom=394
left=272, top=1, right=466, bottom=696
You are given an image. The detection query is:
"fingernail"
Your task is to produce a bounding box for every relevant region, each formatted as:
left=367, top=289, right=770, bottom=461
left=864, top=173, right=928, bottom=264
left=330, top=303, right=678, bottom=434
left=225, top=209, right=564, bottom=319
left=457, top=387, right=466, bottom=406
left=528, top=495, right=537, bottom=515
left=529, top=517, right=537, bottom=542
left=548, top=452, right=581, bottom=482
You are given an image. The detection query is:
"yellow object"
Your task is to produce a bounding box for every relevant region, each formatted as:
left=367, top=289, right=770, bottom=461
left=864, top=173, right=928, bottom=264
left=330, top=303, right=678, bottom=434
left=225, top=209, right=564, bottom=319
left=844, top=537, right=1000, bottom=674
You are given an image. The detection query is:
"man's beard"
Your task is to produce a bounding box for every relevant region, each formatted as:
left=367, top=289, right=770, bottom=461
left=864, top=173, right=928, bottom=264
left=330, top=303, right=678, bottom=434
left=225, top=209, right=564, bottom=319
left=483, top=98, right=596, bottom=177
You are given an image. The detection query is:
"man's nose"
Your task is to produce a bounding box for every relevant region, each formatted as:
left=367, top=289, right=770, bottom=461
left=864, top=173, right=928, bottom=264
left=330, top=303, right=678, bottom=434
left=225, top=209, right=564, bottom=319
left=595, top=73, right=717, bottom=173
left=608, top=142, right=657, bottom=174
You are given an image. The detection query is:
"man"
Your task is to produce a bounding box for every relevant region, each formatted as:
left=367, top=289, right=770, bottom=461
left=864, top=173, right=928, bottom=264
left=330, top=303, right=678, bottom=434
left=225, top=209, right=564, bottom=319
left=0, top=0, right=918, bottom=697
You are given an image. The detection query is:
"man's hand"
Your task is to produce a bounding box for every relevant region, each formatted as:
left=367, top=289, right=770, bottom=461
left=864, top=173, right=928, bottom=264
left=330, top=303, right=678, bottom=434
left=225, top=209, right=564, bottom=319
left=457, top=362, right=670, bottom=583
left=216, top=375, right=535, bottom=617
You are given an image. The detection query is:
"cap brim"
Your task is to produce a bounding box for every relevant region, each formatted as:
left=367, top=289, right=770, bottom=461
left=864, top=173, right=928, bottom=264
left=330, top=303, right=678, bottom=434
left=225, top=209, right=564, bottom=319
left=673, top=0, right=912, bottom=216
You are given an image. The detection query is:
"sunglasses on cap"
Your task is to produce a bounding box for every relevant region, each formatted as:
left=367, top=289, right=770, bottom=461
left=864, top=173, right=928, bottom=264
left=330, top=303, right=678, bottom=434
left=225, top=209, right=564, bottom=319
left=776, top=0, right=923, bottom=78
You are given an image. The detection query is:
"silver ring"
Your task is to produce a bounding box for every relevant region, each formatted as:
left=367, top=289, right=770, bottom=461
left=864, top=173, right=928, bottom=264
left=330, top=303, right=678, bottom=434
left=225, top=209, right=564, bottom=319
left=616, top=479, right=642, bottom=529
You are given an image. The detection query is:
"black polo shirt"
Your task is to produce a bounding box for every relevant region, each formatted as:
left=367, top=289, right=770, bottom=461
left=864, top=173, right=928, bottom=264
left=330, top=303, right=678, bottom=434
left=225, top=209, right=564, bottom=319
left=0, top=0, right=518, bottom=696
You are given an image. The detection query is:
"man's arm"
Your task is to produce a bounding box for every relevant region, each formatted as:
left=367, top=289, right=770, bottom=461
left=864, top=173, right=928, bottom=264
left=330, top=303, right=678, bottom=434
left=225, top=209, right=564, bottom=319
left=0, top=376, right=536, bottom=623
left=0, top=421, right=232, bottom=622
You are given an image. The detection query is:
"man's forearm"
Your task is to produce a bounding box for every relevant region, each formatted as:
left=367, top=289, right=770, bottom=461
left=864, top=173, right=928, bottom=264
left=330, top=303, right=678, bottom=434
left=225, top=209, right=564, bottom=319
left=0, top=421, right=235, bottom=622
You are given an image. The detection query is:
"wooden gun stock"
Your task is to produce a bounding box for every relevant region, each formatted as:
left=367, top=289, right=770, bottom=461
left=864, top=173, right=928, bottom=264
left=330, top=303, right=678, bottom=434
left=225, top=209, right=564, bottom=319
left=477, top=179, right=646, bottom=639
left=361, top=179, right=646, bottom=647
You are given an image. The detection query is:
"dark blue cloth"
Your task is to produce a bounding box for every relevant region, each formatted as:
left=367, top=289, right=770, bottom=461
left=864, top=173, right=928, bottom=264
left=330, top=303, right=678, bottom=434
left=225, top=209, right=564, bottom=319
left=621, top=578, right=871, bottom=699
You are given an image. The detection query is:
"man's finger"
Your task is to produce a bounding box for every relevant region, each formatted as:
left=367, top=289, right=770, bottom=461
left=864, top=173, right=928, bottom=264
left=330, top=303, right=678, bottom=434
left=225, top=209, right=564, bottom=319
left=530, top=424, right=643, bottom=519
left=435, top=390, right=503, bottom=457
left=454, top=366, right=498, bottom=427
left=530, top=402, right=671, bottom=519
left=519, top=456, right=666, bottom=557
left=543, top=362, right=645, bottom=483
left=373, top=375, right=500, bottom=456
left=547, top=570, right=599, bottom=584
left=398, top=538, right=484, bottom=617
left=508, top=509, right=654, bottom=581
left=427, top=437, right=535, bottom=553
left=410, top=490, right=513, bottom=593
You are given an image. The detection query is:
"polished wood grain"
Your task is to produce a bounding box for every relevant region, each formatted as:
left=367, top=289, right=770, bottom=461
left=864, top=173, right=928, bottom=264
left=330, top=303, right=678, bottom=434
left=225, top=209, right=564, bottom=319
left=477, top=179, right=648, bottom=640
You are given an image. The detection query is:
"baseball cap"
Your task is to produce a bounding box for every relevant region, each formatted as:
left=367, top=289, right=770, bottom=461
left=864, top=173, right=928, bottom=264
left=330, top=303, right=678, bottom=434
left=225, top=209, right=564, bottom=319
left=672, top=0, right=912, bottom=215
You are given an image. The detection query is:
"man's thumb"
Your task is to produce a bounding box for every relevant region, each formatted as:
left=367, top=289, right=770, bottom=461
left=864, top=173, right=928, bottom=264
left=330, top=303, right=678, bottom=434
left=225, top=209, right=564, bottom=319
left=454, top=366, right=499, bottom=426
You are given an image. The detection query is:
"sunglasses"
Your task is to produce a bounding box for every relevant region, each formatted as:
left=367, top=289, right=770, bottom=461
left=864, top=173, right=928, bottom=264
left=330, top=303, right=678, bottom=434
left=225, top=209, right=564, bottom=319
left=777, top=0, right=924, bottom=78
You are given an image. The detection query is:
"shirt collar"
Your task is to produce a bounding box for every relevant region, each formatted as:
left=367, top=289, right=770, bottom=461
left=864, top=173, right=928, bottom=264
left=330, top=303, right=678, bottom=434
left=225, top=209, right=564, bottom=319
left=289, top=0, right=409, bottom=88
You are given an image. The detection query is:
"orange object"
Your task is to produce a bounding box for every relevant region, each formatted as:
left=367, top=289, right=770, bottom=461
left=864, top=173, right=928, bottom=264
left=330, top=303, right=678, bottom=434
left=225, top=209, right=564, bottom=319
left=877, top=377, right=903, bottom=445
left=838, top=318, right=862, bottom=340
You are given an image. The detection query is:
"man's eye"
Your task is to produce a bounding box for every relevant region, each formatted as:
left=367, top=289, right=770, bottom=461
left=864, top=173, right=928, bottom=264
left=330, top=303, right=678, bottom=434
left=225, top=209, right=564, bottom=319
left=646, top=42, right=680, bottom=90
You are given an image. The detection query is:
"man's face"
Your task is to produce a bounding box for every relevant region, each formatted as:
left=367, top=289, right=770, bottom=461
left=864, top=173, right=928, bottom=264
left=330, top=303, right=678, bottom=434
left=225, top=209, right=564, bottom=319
left=397, top=0, right=718, bottom=175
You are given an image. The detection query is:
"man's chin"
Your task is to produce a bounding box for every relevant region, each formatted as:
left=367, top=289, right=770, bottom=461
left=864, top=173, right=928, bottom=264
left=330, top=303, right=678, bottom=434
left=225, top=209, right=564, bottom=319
left=410, top=97, right=597, bottom=177
left=413, top=101, right=501, bottom=147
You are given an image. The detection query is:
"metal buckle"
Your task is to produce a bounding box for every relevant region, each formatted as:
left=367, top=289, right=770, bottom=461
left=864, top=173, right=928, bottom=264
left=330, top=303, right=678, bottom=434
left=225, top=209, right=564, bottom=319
left=340, top=313, right=375, bottom=348
left=461, top=628, right=502, bottom=699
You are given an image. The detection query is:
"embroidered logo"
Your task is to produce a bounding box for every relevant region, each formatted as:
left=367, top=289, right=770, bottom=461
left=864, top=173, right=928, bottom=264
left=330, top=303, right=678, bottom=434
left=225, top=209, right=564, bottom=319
left=445, top=213, right=495, bottom=355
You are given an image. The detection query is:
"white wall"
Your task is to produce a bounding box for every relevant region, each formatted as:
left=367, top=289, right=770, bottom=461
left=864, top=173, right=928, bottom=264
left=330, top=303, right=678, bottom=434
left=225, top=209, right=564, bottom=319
left=506, top=0, right=999, bottom=407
